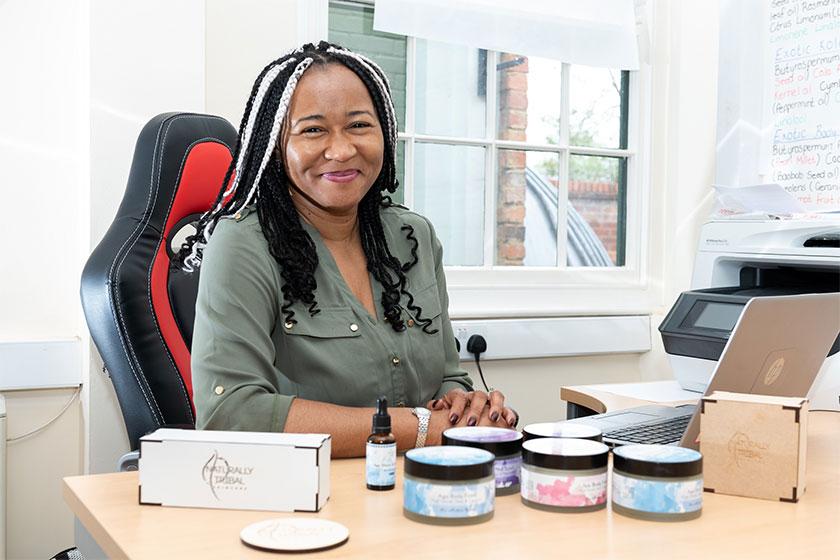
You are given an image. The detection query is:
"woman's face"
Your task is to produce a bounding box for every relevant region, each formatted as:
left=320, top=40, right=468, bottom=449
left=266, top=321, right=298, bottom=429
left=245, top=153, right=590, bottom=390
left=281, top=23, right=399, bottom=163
left=282, top=63, right=385, bottom=215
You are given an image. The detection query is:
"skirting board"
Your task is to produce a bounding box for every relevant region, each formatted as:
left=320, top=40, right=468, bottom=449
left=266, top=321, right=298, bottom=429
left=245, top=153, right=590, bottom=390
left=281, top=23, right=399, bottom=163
left=0, top=339, right=82, bottom=390
left=452, top=315, right=651, bottom=361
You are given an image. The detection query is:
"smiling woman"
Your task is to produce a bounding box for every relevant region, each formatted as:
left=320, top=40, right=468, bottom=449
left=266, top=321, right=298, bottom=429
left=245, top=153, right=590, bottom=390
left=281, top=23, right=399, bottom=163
left=179, top=42, right=518, bottom=457
left=283, top=65, right=385, bottom=219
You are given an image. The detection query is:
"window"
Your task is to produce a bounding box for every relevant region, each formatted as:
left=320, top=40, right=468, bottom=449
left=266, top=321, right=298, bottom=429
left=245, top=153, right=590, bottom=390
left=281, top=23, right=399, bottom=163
left=325, top=0, right=649, bottom=317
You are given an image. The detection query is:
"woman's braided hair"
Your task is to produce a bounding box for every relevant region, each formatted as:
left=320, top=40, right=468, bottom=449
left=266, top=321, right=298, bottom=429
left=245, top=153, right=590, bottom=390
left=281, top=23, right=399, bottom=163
left=176, top=41, right=437, bottom=334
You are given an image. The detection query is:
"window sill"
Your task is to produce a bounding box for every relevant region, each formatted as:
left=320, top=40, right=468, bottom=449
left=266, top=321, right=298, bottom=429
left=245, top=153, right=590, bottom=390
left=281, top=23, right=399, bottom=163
left=447, top=282, right=658, bottom=319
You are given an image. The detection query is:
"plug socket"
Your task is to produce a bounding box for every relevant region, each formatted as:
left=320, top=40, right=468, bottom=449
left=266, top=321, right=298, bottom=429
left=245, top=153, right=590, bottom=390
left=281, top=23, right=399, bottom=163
left=466, top=334, right=487, bottom=355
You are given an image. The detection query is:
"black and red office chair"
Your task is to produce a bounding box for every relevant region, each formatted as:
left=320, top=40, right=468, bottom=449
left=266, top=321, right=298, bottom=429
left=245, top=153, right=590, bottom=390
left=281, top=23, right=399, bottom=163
left=81, top=112, right=237, bottom=454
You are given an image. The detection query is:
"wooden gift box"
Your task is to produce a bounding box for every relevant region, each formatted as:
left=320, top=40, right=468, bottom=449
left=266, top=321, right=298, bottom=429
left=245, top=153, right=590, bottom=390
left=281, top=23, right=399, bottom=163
left=700, top=391, right=808, bottom=502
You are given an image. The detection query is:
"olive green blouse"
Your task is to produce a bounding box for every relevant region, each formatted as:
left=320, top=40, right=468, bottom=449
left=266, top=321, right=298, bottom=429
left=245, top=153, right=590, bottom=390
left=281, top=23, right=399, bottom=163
left=191, top=205, right=473, bottom=432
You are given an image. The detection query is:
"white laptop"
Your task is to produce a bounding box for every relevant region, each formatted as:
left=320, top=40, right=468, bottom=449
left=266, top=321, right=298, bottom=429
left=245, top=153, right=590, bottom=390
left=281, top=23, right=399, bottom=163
left=564, top=293, right=840, bottom=449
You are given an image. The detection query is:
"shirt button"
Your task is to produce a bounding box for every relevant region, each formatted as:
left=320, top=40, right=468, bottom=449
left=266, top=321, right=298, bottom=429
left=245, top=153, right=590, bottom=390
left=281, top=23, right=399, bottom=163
left=214, top=385, right=225, bottom=395
left=349, top=323, right=359, bottom=332
left=392, top=356, right=401, bottom=366
left=284, top=321, right=294, bottom=330
left=407, top=319, right=415, bottom=327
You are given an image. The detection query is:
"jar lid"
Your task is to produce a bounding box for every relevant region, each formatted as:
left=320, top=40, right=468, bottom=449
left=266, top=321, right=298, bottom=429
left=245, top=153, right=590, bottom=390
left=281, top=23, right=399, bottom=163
left=522, top=422, right=602, bottom=442
left=405, top=446, right=495, bottom=481
left=612, top=444, right=703, bottom=478
left=442, top=427, right=523, bottom=457
left=521, top=438, right=609, bottom=470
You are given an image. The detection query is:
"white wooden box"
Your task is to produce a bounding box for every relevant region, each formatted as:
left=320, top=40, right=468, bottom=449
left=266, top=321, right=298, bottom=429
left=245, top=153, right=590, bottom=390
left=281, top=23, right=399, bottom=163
left=139, top=429, right=331, bottom=512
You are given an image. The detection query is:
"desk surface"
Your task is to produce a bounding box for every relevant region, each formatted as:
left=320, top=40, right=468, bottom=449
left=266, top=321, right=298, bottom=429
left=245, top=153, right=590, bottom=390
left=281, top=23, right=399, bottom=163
left=561, top=380, right=699, bottom=414
left=64, top=413, right=840, bottom=559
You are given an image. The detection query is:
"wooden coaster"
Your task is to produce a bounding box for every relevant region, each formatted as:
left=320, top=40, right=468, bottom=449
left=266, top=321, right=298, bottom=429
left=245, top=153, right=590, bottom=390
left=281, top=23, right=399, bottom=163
left=240, top=518, right=349, bottom=552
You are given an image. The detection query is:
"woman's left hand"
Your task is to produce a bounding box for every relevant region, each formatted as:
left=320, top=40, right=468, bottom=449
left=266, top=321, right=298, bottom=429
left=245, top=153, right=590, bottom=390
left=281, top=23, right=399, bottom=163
left=427, top=389, right=517, bottom=428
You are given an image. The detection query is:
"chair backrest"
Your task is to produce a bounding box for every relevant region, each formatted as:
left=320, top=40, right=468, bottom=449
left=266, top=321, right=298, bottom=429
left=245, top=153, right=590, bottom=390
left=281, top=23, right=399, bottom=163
left=81, top=112, right=237, bottom=449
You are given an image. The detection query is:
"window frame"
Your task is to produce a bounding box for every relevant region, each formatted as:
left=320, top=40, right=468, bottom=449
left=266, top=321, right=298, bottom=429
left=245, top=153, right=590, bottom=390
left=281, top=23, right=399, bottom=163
left=309, top=0, right=656, bottom=319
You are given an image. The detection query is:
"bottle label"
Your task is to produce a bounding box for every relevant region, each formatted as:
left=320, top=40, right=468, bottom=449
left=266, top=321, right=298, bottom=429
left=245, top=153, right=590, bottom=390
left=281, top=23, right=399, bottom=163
left=494, top=455, right=522, bottom=488
left=366, top=442, right=396, bottom=487
left=403, top=477, right=495, bottom=518
left=520, top=467, right=607, bottom=507
left=612, top=472, right=703, bottom=514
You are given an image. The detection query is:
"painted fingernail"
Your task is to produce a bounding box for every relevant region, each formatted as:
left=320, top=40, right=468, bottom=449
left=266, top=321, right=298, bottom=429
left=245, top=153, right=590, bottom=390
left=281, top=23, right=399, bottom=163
left=450, top=414, right=459, bottom=423
left=468, top=416, right=477, bottom=426
left=490, top=412, right=499, bottom=422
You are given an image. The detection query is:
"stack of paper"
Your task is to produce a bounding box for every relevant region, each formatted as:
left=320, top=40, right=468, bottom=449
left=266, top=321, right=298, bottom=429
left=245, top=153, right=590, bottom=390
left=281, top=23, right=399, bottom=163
left=712, top=184, right=820, bottom=220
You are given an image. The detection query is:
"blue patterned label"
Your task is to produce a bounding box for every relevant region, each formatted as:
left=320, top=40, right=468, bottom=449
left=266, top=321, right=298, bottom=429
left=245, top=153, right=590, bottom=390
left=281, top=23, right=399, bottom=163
left=612, top=472, right=703, bottom=514
left=404, top=478, right=495, bottom=518
left=366, top=443, right=396, bottom=487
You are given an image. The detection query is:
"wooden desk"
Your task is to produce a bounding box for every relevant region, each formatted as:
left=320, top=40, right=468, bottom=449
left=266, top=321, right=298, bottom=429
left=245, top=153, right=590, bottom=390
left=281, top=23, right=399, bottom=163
left=64, top=413, right=840, bottom=559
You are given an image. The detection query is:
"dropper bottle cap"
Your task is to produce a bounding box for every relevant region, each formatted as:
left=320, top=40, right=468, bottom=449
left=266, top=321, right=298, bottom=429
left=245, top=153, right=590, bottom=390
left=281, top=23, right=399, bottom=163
left=372, top=397, right=392, bottom=433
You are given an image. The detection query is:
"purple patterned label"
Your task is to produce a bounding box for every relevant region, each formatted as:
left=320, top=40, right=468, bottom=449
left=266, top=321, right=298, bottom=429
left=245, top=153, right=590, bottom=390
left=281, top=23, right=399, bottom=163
left=494, top=455, right=522, bottom=488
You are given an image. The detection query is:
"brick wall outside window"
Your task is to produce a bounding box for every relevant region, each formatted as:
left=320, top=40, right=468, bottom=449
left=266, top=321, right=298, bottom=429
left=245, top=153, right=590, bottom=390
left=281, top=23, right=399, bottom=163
left=496, top=53, right=529, bottom=265
left=569, top=180, right=618, bottom=263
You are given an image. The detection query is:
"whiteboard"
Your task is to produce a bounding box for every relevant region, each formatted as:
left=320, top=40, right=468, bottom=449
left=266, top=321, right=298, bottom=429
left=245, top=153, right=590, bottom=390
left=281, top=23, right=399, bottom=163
left=716, top=0, right=840, bottom=212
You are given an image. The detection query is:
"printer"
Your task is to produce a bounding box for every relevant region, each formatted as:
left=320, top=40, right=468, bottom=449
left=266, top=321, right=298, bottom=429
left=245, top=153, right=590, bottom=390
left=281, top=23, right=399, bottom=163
left=659, top=219, right=840, bottom=410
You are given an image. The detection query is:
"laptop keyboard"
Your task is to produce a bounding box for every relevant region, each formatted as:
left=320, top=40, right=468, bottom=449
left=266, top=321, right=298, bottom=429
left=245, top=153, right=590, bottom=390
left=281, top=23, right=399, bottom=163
left=604, top=415, right=691, bottom=444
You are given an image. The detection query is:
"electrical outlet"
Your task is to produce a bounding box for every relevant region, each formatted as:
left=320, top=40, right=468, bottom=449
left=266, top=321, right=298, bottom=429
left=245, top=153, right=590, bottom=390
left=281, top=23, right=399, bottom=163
left=455, top=327, right=468, bottom=353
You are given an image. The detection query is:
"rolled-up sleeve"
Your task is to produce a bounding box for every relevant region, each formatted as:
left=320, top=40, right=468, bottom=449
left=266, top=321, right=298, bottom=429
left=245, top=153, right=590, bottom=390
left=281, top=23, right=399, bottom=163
left=191, top=217, right=294, bottom=432
left=425, top=218, right=474, bottom=398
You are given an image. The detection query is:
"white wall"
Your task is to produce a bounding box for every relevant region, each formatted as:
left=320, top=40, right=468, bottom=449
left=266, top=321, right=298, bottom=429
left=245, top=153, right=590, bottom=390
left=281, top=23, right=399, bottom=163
left=205, top=0, right=300, bottom=126
left=0, top=1, right=88, bottom=341
left=0, top=1, right=88, bottom=557
left=0, top=0, right=206, bottom=557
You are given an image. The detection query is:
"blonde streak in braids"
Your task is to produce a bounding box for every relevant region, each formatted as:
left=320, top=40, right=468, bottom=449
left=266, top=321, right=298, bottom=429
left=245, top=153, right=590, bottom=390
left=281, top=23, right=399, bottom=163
left=329, top=45, right=393, bottom=94
left=345, top=52, right=396, bottom=150
left=327, top=47, right=395, bottom=125
left=332, top=49, right=399, bottom=190
left=221, top=57, right=298, bottom=200
left=324, top=46, right=396, bottom=155
left=327, top=48, right=397, bottom=152
left=182, top=56, right=305, bottom=271
left=343, top=50, right=398, bottom=188
left=238, top=57, right=314, bottom=213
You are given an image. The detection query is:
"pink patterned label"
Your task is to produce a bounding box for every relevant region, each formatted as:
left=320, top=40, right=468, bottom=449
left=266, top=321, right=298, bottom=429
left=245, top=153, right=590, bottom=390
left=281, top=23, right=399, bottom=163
left=520, top=468, right=607, bottom=507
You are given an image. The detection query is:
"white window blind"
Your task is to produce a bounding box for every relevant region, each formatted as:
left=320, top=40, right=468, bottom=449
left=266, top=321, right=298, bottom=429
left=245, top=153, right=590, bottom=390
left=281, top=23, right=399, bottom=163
left=373, top=0, right=640, bottom=70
